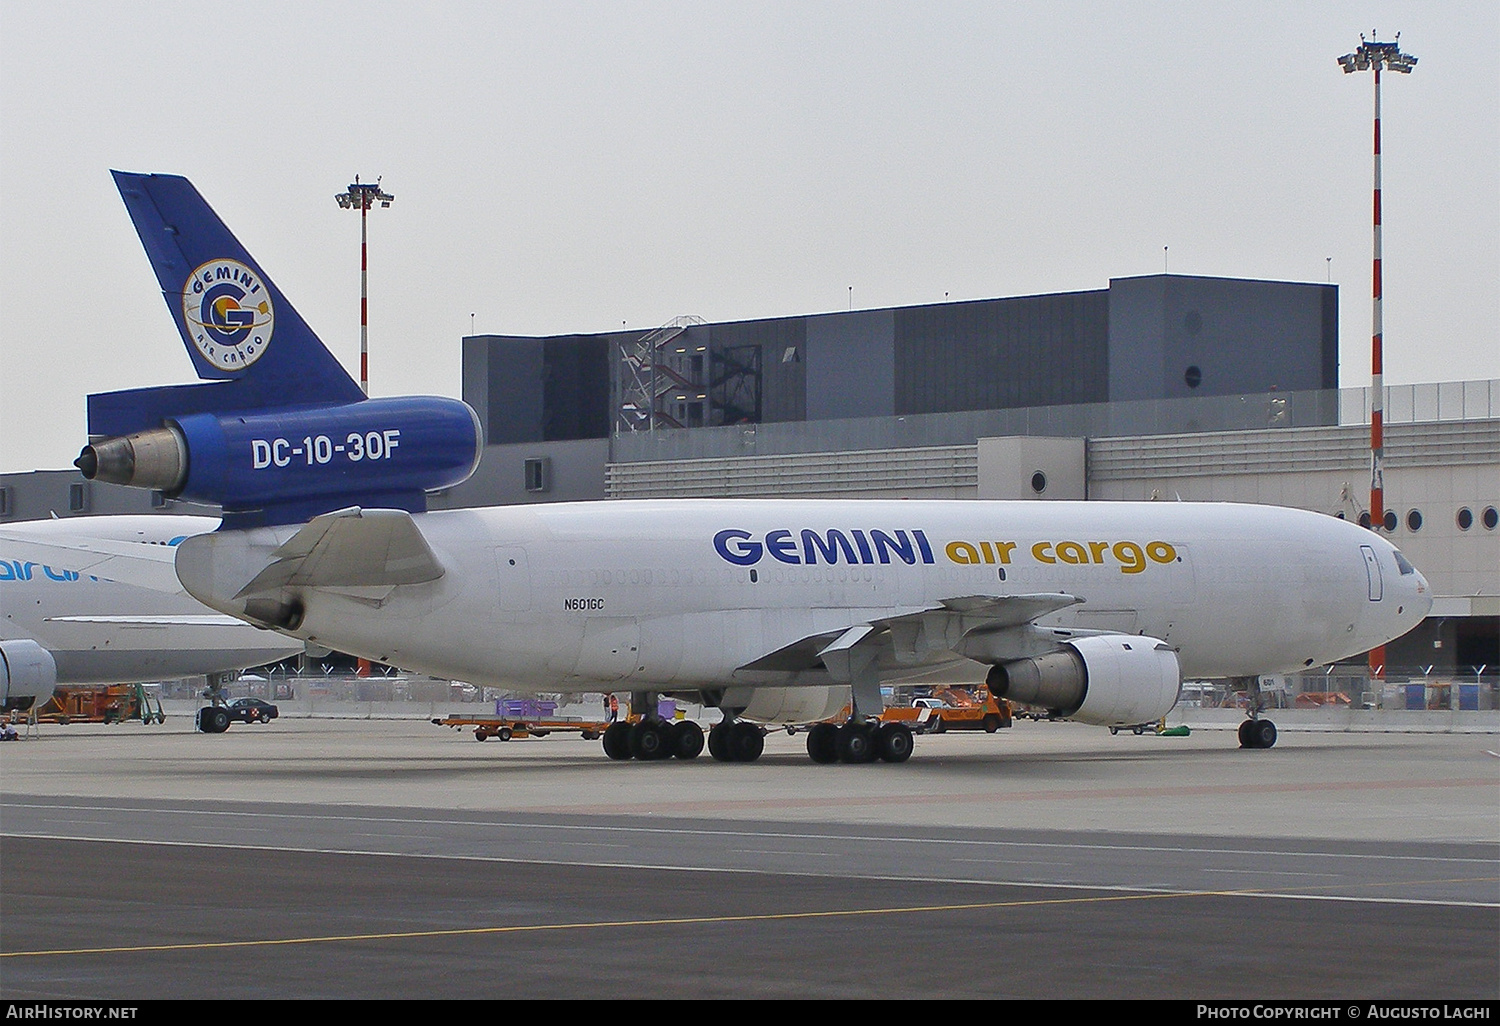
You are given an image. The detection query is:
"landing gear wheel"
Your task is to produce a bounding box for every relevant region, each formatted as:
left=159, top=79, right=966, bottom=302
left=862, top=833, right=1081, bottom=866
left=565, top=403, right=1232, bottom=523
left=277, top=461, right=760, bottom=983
left=1238, top=718, right=1278, bottom=749
left=876, top=722, right=914, bottom=763
left=1252, top=719, right=1277, bottom=749
left=671, top=720, right=704, bottom=760
left=629, top=720, right=672, bottom=760
left=197, top=707, right=230, bottom=734
left=602, top=721, right=633, bottom=760
left=806, top=723, right=839, bottom=764
left=836, top=722, right=879, bottom=764
left=728, top=721, right=764, bottom=762
left=707, top=721, right=729, bottom=761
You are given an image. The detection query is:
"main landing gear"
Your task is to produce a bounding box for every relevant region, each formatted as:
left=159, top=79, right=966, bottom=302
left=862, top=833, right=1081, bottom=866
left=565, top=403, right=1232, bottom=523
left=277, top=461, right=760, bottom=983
left=707, top=719, right=765, bottom=763
left=601, top=718, right=705, bottom=761
left=804, top=720, right=913, bottom=765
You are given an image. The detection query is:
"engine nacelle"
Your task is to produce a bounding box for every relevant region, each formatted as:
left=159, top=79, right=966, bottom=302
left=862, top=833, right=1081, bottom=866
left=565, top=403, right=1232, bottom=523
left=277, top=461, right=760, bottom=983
left=1, top=640, right=58, bottom=711
left=77, top=396, right=482, bottom=524
left=987, top=635, right=1180, bottom=727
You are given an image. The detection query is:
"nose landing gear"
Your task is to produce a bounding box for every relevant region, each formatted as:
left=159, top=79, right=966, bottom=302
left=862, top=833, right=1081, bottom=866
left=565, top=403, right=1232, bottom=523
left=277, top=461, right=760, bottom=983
left=1237, top=675, right=1278, bottom=749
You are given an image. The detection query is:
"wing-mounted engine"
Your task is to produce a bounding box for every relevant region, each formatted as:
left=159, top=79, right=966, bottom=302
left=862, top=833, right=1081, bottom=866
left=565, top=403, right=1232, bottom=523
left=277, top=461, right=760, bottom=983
left=986, top=634, right=1181, bottom=727
left=1, top=640, right=57, bottom=710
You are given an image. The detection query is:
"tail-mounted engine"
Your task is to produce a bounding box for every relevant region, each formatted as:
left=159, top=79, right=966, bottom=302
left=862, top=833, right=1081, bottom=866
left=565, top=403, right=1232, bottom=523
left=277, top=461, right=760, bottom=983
left=77, top=396, right=481, bottom=527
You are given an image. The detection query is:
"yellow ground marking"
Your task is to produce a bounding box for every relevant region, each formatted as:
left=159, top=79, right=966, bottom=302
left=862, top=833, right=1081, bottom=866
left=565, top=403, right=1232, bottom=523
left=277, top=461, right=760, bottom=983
left=3, top=888, right=1229, bottom=959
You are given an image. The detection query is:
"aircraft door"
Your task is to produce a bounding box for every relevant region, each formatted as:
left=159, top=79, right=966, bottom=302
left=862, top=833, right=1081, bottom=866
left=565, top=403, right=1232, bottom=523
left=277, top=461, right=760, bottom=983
left=573, top=618, right=640, bottom=683
left=1360, top=545, right=1383, bottom=601
left=493, top=547, right=532, bottom=613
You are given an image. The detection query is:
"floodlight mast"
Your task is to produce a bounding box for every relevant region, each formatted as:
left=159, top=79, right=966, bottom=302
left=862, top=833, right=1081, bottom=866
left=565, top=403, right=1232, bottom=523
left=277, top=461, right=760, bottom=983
left=335, top=176, right=396, bottom=396
left=1339, top=32, right=1416, bottom=682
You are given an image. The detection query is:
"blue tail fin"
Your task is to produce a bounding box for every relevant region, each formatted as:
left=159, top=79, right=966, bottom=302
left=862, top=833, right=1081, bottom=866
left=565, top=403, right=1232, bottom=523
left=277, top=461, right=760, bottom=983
left=89, top=172, right=363, bottom=438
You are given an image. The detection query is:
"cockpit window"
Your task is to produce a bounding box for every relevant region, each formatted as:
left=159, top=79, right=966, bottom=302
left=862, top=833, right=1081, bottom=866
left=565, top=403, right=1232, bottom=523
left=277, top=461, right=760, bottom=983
left=1393, top=551, right=1416, bottom=576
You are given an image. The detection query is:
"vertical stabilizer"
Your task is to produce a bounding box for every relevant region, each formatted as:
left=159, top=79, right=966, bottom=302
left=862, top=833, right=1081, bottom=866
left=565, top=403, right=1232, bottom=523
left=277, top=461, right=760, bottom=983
left=110, top=171, right=363, bottom=406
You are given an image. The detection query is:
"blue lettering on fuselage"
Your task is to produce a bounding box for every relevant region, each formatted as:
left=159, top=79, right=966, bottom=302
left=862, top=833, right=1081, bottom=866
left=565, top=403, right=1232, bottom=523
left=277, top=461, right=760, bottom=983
left=713, top=529, right=935, bottom=567
left=0, top=559, right=80, bottom=582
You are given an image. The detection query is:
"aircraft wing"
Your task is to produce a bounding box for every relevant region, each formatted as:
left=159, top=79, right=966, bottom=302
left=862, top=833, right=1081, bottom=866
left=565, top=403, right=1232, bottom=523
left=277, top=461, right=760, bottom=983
left=0, top=530, right=185, bottom=595
left=738, top=592, right=1083, bottom=676
left=233, top=507, right=445, bottom=599
left=43, top=614, right=252, bottom=627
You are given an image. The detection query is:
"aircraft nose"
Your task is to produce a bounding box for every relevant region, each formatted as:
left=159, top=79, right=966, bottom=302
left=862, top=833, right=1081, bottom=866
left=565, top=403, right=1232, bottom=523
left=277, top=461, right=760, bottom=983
left=1412, top=569, right=1434, bottom=619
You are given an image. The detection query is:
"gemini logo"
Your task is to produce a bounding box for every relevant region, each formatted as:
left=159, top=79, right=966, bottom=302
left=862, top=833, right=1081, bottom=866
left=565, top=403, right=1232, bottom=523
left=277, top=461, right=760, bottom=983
left=182, top=259, right=274, bottom=371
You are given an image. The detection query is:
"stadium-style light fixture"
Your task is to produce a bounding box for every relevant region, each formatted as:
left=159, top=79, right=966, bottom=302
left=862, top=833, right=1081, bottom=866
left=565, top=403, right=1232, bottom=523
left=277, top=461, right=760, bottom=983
left=334, top=176, right=395, bottom=395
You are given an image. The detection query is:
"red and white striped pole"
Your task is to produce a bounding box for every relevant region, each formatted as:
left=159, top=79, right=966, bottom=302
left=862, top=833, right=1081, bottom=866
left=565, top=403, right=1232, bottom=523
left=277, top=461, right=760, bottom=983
left=358, top=196, right=367, bottom=396
left=1369, top=64, right=1386, bottom=681
left=1339, top=34, right=1416, bottom=683
left=1370, top=63, right=1385, bottom=536
left=334, top=176, right=394, bottom=399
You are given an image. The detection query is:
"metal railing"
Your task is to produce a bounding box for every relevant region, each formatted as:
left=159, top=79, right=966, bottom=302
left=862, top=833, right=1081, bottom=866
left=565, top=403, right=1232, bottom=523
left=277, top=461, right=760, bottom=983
left=610, top=379, right=1499, bottom=463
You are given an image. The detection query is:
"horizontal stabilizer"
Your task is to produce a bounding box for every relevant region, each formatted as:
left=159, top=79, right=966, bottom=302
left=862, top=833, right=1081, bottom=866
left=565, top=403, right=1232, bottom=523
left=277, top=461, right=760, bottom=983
left=233, top=507, right=444, bottom=599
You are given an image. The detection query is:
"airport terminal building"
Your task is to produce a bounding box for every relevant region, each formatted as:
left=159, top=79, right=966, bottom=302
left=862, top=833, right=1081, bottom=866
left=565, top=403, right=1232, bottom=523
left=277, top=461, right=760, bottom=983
left=5, top=272, right=1496, bottom=685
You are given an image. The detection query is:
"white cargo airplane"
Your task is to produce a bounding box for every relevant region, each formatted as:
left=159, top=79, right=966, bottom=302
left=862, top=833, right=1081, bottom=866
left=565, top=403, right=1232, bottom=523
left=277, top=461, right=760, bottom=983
left=75, top=171, right=1433, bottom=763
left=167, top=499, right=1430, bottom=762
left=0, top=515, right=303, bottom=712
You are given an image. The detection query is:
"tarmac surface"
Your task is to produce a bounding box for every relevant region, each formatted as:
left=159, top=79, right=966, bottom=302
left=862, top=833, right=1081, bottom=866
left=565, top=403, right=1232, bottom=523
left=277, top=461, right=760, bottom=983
left=2, top=717, right=1497, bottom=1000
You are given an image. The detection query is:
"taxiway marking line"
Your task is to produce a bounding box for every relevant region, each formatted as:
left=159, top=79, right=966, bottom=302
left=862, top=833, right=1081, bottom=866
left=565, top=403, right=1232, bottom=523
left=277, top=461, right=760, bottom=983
left=4, top=800, right=1495, bottom=865
left=0, top=888, right=1256, bottom=959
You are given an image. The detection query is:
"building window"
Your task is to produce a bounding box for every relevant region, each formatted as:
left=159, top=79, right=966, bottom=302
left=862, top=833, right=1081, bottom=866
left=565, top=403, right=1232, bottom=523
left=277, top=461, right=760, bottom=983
left=1484, top=507, right=1499, bottom=531
left=524, top=457, right=550, bottom=494
left=1456, top=507, right=1473, bottom=531
left=1383, top=510, right=1398, bottom=533
left=68, top=483, right=89, bottom=513
left=0, top=486, right=9, bottom=517
left=1406, top=509, right=1422, bottom=533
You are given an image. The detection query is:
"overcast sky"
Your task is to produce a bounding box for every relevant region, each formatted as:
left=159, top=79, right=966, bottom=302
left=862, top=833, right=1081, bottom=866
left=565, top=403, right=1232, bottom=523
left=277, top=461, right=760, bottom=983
left=2, top=1, right=1496, bottom=472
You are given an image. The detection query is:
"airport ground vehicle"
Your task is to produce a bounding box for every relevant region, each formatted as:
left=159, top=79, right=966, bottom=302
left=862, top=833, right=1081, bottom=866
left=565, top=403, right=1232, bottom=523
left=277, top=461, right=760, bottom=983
left=820, top=687, right=1012, bottom=735
left=434, top=713, right=611, bottom=742
left=911, top=687, right=1012, bottom=733
left=226, top=698, right=278, bottom=723
left=29, top=684, right=165, bottom=725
